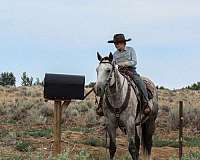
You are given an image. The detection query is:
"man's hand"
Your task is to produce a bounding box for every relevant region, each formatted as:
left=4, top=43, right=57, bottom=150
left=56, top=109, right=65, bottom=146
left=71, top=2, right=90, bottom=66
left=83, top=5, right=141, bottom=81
left=118, top=61, right=129, bottom=67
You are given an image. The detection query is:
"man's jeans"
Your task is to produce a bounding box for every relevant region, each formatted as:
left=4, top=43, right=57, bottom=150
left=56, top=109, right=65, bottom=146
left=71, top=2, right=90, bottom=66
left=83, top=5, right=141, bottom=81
left=130, top=68, right=149, bottom=103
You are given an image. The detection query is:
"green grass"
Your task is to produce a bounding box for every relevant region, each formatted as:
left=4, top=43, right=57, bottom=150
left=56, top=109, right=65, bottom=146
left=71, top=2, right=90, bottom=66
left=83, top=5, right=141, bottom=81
left=0, top=119, right=17, bottom=124
left=17, top=128, right=52, bottom=138
left=51, top=152, right=70, bottom=160
left=0, top=129, right=8, bottom=139
left=119, top=154, right=132, bottom=160
left=15, top=140, right=33, bottom=152
left=76, top=151, right=90, bottom=160
left=69, top=127, right=95, bottom=133
left=153, top=136, right=179, bottom=148
left=0, top=156, right=23, bottom=160
left=170, top=151, right=200, bottom=160
left=153, top=136, right=200, bottom=148
left=82, top=137, right=106, bottom=147
left=184, top=137, right=200, bottom=147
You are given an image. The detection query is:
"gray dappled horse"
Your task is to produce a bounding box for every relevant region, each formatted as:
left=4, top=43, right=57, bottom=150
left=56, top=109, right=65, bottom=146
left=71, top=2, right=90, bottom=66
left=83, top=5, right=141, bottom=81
left=95, top=52, right=159, bottom=160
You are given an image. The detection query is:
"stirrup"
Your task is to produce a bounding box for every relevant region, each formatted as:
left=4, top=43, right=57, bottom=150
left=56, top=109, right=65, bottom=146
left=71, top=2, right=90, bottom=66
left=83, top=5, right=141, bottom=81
left=96, top=107, right=104, bottom=116
left=144, top=107, right=151, bottom=115
left=135, top=114, right=150, bottom=126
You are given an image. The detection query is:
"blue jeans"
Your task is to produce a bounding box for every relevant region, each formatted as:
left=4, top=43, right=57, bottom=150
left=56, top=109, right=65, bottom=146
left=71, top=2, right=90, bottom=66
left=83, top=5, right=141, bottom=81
left=130, top=68, right=149, bottom=102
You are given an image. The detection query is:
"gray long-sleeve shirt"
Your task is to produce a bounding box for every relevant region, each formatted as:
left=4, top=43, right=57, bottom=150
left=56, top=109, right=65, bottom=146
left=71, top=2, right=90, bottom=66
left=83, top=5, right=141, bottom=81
left=113, top=46, right=137, bottom=68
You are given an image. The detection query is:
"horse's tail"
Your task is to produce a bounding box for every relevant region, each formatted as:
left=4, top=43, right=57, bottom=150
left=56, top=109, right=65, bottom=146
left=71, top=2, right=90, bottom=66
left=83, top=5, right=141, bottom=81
left=141, top=117, right=154, bottom=160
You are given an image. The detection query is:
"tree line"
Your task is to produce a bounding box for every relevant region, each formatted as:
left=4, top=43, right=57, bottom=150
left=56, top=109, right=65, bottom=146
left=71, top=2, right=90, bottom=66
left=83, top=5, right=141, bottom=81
left=185, top=82, right=200, bottom=90
left=0, top=72, right=43, bottom=86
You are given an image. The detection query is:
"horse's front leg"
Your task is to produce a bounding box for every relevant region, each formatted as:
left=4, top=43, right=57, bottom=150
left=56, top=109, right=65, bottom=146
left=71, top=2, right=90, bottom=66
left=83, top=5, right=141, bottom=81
left=127, top=116, right=139, bottom=160
left=106, top=121, right=117, bottom=160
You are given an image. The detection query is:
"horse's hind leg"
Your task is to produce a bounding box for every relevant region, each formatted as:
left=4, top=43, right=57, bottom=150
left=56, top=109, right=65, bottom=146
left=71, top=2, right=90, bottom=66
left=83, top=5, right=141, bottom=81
left=135, top=127, right=140, bottom=159
left=107, top=125, right=116, bottom=160
left=127, top=118, right=139, bottom=160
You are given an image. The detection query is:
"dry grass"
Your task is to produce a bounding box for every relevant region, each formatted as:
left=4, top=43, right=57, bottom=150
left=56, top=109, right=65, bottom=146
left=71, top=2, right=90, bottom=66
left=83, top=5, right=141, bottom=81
left=0, top=85, right=200, bottom=159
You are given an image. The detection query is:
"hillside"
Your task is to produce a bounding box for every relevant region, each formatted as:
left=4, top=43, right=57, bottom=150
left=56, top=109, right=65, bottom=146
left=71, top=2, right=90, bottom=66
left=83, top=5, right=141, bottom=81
left=0, top=85, right=199, bottom=159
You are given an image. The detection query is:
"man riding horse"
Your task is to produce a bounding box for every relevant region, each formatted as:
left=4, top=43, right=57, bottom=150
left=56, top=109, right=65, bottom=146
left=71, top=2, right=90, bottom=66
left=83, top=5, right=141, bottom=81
left=97, top=33, right=152, bottom=117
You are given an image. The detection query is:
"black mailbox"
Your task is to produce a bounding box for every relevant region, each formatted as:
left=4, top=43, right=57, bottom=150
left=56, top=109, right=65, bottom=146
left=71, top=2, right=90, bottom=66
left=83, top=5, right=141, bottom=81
left=44, top=73, right=85, bottom=100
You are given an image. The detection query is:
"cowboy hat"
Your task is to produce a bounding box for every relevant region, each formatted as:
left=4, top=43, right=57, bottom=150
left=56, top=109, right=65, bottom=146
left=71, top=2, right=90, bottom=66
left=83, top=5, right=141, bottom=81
left=107, top=34, right=131, bottom=43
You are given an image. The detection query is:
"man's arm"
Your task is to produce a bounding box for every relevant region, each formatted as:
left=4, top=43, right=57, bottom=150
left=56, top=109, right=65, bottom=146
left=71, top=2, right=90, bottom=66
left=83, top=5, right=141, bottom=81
left=118, top=47, right=137, bottom=67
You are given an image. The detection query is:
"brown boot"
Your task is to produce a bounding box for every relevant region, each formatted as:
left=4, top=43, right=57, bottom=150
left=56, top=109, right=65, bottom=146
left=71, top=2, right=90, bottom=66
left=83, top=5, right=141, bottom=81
left=96, top=97, right=104, bottom=116
left=144, top=107, right=151, bottom=114
left=143, top=100, right=152, bottom=115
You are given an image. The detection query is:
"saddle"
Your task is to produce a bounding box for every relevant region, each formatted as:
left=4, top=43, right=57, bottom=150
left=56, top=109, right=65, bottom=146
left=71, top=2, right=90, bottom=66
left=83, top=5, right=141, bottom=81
left=118, top=67, right=155, bottom=101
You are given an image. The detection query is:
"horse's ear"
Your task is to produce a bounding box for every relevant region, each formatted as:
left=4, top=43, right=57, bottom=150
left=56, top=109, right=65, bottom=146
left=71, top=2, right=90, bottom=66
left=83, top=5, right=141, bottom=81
left=97, top=52, right=102, bottom=61
left=109, top=52, right=113, bottom=61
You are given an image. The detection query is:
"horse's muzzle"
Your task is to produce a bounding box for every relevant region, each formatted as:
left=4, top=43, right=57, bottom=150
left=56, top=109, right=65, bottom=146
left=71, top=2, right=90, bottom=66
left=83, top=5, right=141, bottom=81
left=95, top=83, right=105, bottom=97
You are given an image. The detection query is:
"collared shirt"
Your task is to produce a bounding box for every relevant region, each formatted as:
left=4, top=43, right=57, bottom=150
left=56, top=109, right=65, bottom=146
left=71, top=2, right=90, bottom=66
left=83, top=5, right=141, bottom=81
left=113, top=46, right=137, bottom=68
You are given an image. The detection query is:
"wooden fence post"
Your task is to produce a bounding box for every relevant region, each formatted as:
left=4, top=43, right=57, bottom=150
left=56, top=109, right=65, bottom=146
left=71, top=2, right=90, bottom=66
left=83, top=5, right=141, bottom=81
left=52, top=100, right=71, bottom=157
left=179, top=101, right=183, bottom=160
left=53, top=101, right=62, bottom=156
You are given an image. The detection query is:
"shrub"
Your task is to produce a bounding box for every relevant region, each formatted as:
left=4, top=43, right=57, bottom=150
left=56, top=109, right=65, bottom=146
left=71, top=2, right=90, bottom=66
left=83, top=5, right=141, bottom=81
left=64, top=108, right=80, bottom=118
left=168, top=106, right=200, bottom=131
left=0, top=105, right=6, bottom=115
left=78, top=102, right=90, bottom=113
left=11, top=108, right=29, bottom=121
left=76, top=150, right=90, bottom=160
left=15, top=140, right=33, bottom=152
left=85, top=109, right=97, bottom=126
left=39, top=104, right=53, bottom=117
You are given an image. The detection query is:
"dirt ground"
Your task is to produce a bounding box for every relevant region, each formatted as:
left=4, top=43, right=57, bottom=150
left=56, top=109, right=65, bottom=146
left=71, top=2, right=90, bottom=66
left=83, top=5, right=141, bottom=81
left=0, top=122, right=200, bottom=160
left=0, top=86, right=200, bottom=159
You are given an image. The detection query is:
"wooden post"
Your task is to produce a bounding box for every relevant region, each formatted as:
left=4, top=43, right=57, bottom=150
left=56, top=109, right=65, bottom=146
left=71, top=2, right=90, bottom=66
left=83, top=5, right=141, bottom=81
left=53, top=100, right=71, bottom=157
left=53, top=101, right=62, bottom=156
left=179, top=101, right=183, bottom=160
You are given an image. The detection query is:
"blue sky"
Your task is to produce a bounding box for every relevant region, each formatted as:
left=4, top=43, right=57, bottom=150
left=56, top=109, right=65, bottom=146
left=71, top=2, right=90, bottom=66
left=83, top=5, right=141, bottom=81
left=0, top=0, right=199, bottom=89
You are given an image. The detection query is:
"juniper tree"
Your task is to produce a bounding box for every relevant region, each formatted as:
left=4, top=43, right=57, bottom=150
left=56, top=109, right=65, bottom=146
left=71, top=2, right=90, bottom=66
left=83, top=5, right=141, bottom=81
left=0, top=72, right=16, bottom=86
left=21, top=72, right=33, bottom=86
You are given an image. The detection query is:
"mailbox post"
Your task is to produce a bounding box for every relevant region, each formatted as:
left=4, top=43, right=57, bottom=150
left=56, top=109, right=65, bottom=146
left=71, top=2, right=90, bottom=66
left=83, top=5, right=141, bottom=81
left=44, top=73, right=85, bottom=156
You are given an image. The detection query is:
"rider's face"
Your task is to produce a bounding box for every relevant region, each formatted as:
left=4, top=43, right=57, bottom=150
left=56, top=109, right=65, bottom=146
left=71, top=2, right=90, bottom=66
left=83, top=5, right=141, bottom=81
left=114, top=42, right=126, bottom=52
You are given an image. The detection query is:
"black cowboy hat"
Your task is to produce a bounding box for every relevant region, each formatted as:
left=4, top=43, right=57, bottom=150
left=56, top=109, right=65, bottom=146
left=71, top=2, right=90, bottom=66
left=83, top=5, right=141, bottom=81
left=108, top=34, right=131, bottom=43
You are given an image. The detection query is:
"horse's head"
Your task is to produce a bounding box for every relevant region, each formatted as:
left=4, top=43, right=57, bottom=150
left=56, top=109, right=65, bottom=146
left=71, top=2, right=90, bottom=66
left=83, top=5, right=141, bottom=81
left=95, top=52, right=116, bottom=96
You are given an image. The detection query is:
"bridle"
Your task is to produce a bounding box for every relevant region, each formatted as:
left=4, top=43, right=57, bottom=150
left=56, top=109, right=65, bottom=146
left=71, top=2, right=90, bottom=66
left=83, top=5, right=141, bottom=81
left=99, top=60, right=115, bottom=94
left=98, top=59, right=127, bottom=97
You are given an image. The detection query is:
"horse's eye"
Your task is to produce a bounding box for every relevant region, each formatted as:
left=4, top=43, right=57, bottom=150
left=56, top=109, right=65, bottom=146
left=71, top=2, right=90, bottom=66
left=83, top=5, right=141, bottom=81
left=106, top=69, right=111, bottom=73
